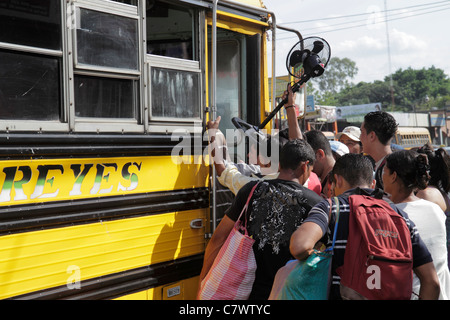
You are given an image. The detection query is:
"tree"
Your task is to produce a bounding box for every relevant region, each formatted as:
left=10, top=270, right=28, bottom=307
left=306, top=57, right=358, bottom=104
left=389, top=66, right=450, bottom=111
left=336, top=80, right=392, bottom=107
left=306, top=58, right=450, bottom=111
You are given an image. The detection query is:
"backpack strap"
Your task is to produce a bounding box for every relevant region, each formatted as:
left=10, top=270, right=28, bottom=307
left=325, top=197, right=340, bottom=253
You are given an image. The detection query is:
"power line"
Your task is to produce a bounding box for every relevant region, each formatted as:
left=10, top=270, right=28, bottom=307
left=272, top=3, right=450, bottom=40
left=303, top=5, right=450, bottom=37
left=292, top=2, right=450, bottom=34
left=280, top=0, right=450, bottom=25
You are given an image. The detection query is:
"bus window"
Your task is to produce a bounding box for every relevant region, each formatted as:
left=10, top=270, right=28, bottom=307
left=146, top=1, right=202, bottom=129
left=0, top=0, right=61, bottom=50
left=72, top=1, right=142, bottom=131
left=207, top=27, right=261, bottom=134
left=0, top=50, right=61, bottom=121
left=150, top=67, right=201, bottom=119
left=74, top=75, right=139, bottom=119
left=0, top=0, right=62, bottom=122
left=146, top=1, right=197, bottom=61
left=214, top=39, right=242, bottom=133
left=75, top=8, right=139, bottom=71
left=207, top=30, right=241, bottom=133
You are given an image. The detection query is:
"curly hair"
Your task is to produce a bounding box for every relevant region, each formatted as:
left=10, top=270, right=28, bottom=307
left=385, top=150, right=430, bottom=191
left=363, top=111, right=398, bottom=145
left=417, top=143, right=450, bottom=193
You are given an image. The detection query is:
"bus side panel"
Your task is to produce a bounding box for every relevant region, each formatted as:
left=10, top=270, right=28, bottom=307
left=0, top=209, right=206, bottom=299
left=0, top=155, right=209, bottom=299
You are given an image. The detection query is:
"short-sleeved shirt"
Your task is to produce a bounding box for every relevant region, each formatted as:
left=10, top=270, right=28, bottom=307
left=226, top=179, right=323, bottom=300
left=306, top=171, right=322, bottom=196
left=304, top=188, right=433, bottom=300
left=397, top=199, right=450, bottom=299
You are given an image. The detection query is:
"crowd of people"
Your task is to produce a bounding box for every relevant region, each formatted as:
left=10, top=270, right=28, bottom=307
left=199, top=86, right=450, bottom=300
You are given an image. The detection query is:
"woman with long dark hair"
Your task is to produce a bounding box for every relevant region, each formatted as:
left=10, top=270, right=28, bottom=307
left=383, top=150, right=450, bottom=299
left=415, top=144, right=450, bottom=272
left=415, top=144, right=450, bottom=212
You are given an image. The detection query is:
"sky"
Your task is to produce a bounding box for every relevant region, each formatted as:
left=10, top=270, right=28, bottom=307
left=263, top=0, right=450, bottom=84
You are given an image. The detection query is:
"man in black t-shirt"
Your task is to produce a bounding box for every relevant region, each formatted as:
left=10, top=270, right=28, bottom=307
left=198, top=139, right=323, bottom=300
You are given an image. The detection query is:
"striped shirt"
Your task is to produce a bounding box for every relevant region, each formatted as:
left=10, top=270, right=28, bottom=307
left=304, top=188, right=433, bottom=300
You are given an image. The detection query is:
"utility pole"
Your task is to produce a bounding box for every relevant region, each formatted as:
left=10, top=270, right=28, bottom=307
left=384, top=0, right=395, bottom=107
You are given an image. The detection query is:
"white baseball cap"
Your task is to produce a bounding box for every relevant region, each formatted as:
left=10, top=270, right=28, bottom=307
left=336, top=126, right=361, bottom=142
left=329, top=141, right=349, bottom=157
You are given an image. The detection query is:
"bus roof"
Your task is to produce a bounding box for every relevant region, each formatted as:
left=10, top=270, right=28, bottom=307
left=396, top=127, right=430, bottom=135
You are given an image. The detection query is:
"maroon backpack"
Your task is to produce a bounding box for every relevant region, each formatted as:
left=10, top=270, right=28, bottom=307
left=337, top=194, right=413, bottom=300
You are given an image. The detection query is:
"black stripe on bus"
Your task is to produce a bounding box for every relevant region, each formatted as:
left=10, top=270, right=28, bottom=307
left=8, top=254, right=204, bottom=300
left=0, top=188, right=209, bottom=235
left=0, top=133, right=208, bottom=158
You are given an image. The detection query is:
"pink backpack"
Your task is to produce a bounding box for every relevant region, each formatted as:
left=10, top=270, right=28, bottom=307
left=337, top=194, right=413, bottom=300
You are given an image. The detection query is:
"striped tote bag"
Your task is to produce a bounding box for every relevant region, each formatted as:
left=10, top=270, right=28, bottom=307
left=197, top=182, right=259, bottom=300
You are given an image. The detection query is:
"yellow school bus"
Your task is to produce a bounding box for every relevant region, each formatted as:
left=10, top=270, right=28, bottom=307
left=394, top=127, right=432, bottom=150
left=0, top=0, right=298, bottom=299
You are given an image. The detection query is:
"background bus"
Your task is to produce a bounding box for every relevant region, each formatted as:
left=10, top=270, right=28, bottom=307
left=0, top=0, right=289, bottom=300
left=394, top=127, right=432, bottom=150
